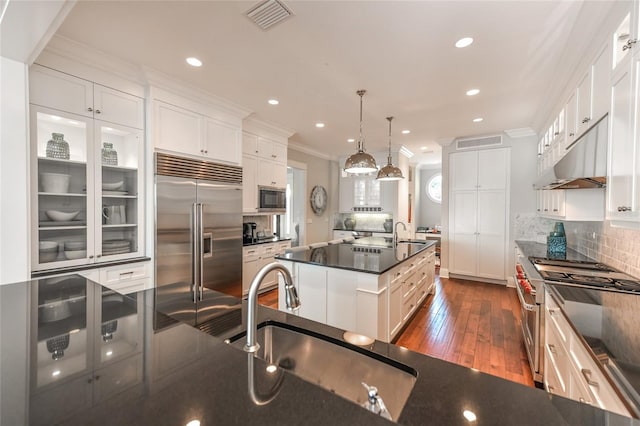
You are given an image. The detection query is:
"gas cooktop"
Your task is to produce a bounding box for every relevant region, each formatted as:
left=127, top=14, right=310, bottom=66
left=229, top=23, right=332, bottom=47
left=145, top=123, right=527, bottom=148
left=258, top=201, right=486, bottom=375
left=529, top=256, right=640, bottom=293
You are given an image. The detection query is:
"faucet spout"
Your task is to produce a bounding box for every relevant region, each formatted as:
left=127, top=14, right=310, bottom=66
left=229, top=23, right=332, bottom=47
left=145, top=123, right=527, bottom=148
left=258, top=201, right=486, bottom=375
left=393, top=221, right=407, bottom=247
left=244, top=262, right=299, bottom=353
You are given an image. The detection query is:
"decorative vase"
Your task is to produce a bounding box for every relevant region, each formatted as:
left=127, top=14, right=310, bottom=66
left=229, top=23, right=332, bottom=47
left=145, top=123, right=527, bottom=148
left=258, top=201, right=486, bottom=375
left=344, top=217, right=356, bottom=230
left=553, top=222, right=565, bottom=236
left=383, top=219, right=393, bottom=232
left=101, top=142, right=118, bottom=166
left=46, top=133, right=70, bottom=160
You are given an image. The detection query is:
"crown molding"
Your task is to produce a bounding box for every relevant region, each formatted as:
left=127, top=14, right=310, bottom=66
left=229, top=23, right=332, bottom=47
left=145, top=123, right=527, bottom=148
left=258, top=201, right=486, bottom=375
left=40, top=34, right=146, bottom=85
left=243, top=115, right=296, bottom=140
left=288, top=141, right=334, bottom=161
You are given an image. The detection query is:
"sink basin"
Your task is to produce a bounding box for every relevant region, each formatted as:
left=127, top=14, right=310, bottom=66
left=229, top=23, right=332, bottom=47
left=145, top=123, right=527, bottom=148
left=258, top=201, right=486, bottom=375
left=228, top=321, right=417, bottom=421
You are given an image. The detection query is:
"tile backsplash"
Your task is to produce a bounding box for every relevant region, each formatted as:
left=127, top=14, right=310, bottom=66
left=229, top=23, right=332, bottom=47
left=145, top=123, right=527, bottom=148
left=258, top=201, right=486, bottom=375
left=564, top=221, right=640, bottom=279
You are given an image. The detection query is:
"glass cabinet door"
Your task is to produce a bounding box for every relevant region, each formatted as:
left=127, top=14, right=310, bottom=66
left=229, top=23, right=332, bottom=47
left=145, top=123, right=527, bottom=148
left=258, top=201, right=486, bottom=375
left=95, top=121, right=142, bottom=260
left=31, top=106, right=94, bottom=270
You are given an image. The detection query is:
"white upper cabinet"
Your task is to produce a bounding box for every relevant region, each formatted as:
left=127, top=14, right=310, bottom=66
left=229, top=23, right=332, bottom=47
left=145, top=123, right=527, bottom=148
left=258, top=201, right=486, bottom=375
left=257, top=137, right=287, bottom=163
left=564, top=91, right=577, bottom=148
left=450, top=151, right=478, bottom=191
left=30, top=64, right=144, bottom=130
left=154, top=101, right=203, bottom=157
left=450, top=149, right=507, bottom=191
left=153, top=99, right=242, bottom=165
left=591, top=41, right=612, bottom=124
left=576, top=70, right=593, bottom=137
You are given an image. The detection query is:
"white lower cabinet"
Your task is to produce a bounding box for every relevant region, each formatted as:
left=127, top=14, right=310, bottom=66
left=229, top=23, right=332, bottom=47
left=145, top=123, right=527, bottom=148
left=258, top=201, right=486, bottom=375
left=544, top=290, right=630, bottom=417
left=277, top=244, right=435, bottom=342
left=242, top=241, right=291, bottom=296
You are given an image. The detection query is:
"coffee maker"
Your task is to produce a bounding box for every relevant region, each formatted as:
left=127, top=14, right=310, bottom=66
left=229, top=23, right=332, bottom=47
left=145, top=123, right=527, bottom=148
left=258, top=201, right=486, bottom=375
left=243, top=222, right=257, bottom=244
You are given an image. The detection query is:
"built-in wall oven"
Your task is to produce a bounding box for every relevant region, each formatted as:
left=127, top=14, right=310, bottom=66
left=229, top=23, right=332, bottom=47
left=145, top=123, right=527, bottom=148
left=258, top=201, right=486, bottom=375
left=514, top=247, right=545, bottom=385
left=258, top=186, right=286, bottom=213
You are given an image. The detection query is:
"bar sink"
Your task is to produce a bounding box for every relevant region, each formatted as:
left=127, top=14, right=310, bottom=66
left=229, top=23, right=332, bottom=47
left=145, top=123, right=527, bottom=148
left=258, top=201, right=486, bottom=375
left=227, top=321, right=417, bottom=421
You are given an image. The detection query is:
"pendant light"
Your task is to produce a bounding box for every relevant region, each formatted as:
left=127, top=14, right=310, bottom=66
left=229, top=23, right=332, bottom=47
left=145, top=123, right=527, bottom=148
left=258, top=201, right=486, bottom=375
left=376, top=116, right=404, bottom=181
left=344, top=90, right=378, bottom=174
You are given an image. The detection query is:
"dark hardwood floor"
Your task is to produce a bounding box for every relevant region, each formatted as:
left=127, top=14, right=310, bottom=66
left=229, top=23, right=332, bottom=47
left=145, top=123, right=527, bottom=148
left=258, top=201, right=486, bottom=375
left=257, top=273, right=534, bottom=388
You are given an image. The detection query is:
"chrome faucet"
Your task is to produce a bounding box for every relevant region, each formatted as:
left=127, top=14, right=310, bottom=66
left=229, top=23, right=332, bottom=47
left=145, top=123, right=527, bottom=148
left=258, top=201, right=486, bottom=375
left=244, top=262, right=300, bottom=353
left=362, top=382, right=392, bottom=420
left=393, top=221, right=407, bottom=247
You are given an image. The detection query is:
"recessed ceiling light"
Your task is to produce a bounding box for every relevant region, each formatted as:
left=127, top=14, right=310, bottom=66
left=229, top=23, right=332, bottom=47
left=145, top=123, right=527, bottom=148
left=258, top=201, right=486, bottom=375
left=473, top=118, right=483, bottom=123
left=463, top=410, right=477, bottom=422
left=347, top=138, right=355, bottom=143
left=186, top=421, right=200, bottom=426
left=466, top=89, right=480, bottom=96
left=186, top=57, right=202, bottom=67
left=421, top=146, right=428, bottom=150
left=455, top=37, right=474, bottom=48
left=315, top=123, right=325, bottom=128
left=402, top=130, right=411, bottom=134
left=268, top=99, right=279, bottom=105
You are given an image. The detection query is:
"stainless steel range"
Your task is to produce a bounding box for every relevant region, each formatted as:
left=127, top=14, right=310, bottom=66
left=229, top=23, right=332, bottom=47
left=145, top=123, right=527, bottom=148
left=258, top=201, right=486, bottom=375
left=529, top=257, right=640, bottom=293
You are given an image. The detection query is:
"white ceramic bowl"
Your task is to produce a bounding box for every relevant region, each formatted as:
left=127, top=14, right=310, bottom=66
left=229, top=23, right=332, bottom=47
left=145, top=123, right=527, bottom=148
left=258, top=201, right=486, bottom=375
left=46, top=210, right=80, bottom=221
left=41, top=173, right=70, bottom=193
left=64, top=250, right=86, bottom=260
left=102, top=181, right=124, bottom=190
left=39, top=241, right=58, bottom=250
left=64, top=241, right=86, bottom=250
left=39, top=251, right=58, bottom=263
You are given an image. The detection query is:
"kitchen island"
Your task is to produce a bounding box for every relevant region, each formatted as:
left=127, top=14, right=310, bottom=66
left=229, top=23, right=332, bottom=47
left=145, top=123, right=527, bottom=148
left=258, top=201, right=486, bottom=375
left=276, top=238, right=438, bottom=342
left=1, top=275, right=637, bottom=425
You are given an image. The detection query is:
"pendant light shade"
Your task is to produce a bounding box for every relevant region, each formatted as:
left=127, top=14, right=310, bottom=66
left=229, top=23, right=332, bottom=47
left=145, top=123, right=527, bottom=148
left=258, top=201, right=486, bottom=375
left=344, top=90, right=377, bottom=174
left=376, top=116, right=404, bottom=181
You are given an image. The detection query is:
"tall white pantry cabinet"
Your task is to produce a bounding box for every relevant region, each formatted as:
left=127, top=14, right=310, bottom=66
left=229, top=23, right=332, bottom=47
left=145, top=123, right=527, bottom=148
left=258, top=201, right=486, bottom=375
left=449, top=147, right=510, bottom=281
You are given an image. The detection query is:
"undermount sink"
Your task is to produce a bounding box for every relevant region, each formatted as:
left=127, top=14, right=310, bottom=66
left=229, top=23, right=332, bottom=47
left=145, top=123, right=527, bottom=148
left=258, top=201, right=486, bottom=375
left=227, top=321, right=417, bottom=421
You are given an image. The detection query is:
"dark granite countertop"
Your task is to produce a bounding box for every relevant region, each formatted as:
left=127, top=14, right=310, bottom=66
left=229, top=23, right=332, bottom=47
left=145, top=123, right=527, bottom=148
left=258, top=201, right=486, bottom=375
left=333, top=228, right=392, bottom=234
left=1, top=276, right=637, bottom=425
left=276, top=239, right=436, bottom=274
left=546, top=283, right=640, bottom=417
left=515, top=240, right=594, bottom=263
left=243, top=237, right=292, bottom=247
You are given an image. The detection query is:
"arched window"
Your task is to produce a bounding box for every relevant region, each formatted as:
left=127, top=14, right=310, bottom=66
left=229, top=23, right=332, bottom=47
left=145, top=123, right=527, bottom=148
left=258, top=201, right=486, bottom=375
left=426, top=173, right=442, bottom=203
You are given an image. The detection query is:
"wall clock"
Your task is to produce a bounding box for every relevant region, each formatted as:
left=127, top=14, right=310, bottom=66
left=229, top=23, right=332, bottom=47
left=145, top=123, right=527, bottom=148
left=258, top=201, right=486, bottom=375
left=310, top=185, right=327, bottom=215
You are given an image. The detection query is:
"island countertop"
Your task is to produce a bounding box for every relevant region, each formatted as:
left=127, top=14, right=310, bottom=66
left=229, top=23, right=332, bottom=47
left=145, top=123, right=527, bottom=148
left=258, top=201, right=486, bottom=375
left=276, top=238, right=436, bottom=275
left=2, top=275, right=638, bottom=425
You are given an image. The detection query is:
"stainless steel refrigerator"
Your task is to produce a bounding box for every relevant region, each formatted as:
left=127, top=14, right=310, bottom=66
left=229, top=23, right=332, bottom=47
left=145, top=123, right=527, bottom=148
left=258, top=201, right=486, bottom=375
left=155, top=153, right=242, bottom=327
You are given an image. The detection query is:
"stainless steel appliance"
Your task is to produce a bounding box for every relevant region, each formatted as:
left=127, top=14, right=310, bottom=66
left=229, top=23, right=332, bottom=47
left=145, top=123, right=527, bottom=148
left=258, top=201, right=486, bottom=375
left=529, top=257, right=640, bottom=293
left=243, top=222, right=257, bottom=244
left=155, top=153, right=242, bottom=327
left=258, top=185, right=286, bottom=212
left=514, top=248, right=545, bottom=385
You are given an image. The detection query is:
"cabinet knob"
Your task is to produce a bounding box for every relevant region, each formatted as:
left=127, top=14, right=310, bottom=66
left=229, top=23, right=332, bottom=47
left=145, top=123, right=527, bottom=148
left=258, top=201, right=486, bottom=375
left=87, top=107, right=93, bottom=112
left=89, top=255, right=94, bottom=259
left=581, top=368, right=598, bottom=387
left=553, top=208, right=558, bottom=212
left=95, top=109, right=101, bottom=114
left=623, top=39, right=638, bottom=51
left=618, top=206, right=631, bottom=212
left=548, top=344, right=556, bottom=354
left=97, top=254, right=102, bottom=258
left=204, top=150, right=208, bottom=154
left=581, top=117, right=590, bottom=124
left=554, top=132, right=559, bottom=136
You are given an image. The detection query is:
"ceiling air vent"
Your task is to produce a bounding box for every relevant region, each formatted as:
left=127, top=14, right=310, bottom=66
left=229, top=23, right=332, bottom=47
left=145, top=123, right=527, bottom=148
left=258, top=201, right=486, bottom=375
left=246, top=0, right=294, bottom=31
left=456, top=134, right=503, bottom=150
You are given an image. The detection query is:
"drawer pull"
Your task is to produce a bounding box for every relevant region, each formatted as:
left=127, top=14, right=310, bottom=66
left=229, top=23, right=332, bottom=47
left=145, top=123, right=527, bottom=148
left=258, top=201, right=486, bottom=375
left=120, top=271, right=135, bottom=278
left=581, top=368, right=598, bottom=387
left=548, top=385, right=555, bottom=392
left=548, top=344, right=556, bottom=354
left=548, top=308, right=558, bottom=316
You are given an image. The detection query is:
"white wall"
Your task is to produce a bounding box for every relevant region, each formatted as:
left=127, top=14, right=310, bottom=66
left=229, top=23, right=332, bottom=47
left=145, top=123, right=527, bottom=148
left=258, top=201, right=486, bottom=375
left=0, top=57, right=30, bottom=284
left=287, top=146, right=339, bottom=244
left=416, top=165, right=442, bottom=228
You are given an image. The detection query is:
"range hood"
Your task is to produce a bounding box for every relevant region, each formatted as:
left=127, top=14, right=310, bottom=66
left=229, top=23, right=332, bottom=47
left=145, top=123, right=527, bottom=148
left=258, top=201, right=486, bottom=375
left=536, top=114, right=608, bottom=190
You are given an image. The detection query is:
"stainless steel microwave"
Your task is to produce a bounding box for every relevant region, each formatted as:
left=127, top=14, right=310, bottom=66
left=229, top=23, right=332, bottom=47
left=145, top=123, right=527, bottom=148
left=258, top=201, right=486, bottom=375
left=258, top=186, right=286, bottom=212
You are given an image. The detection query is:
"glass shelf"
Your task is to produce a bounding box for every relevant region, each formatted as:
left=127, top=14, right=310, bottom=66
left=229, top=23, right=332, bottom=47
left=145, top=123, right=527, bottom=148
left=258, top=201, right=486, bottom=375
left=39, top=192, right=87, bottom=197
left=102, top=165, right=138, bottom=172
left=102, top=224, right=137, bottom=228
left=38, top=157, right=87, bottom=167
left=102, top=195, right=137, bottom=199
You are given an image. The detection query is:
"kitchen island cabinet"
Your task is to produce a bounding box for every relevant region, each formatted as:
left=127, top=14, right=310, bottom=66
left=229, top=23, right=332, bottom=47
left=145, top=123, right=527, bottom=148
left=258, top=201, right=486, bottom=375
left=1, top=276, right=637, bottom=425
left=275, top=239, right=436, bottom=342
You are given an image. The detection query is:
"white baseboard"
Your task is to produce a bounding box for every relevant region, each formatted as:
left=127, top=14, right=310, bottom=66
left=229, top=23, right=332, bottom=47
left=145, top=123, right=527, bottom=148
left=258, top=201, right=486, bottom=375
left=439, top=268, right=449, bottom=278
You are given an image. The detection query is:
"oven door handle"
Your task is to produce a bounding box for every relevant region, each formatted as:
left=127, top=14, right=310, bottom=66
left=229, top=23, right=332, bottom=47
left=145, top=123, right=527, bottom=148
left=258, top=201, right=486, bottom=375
left=515, top=278, right=536, bottom=311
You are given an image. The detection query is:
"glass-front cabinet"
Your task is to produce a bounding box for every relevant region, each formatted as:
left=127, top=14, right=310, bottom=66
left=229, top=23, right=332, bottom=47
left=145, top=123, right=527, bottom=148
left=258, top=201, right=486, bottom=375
left=30, top=106, right=143, bottom=271
left=29, top=276, right=143, bottom=425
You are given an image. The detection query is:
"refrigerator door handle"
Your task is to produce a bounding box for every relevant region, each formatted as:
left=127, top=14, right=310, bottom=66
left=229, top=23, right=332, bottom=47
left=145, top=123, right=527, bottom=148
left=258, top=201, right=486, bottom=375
left=198, top=203, right=205, bottom=301
left=192, top=202, right=199, bottom=303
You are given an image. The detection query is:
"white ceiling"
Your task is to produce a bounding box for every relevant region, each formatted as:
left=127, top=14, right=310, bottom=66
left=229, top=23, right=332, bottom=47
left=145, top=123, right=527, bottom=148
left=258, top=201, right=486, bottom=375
left=50, top=0, right=613, bottom=165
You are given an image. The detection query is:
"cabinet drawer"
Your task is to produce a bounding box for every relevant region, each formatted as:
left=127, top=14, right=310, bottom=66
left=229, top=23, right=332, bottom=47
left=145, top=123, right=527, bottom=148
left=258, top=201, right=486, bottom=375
left=402, top=292, right=417, bottom=321
left=260, top=244, right=276, bottom=256
left=104, top=278, right=149, bottom=295
left=100, top=262, right=149, bottom=285
left=243, top=246, right=260, bottom=260
left=544, top=344, right=568, bottom=397
left=545, top=316, right=570, bottom=379
left=546, top=296, right=569, bottom=346
left=275, top=241, right=291, bottom=254
left=402, top=273, right=417, bottom=299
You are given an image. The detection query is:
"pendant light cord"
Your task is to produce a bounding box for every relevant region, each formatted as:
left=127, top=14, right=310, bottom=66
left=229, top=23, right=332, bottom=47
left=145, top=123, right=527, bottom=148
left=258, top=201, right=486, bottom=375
left=386, top=116, right=394, bottom=164
left=357, top=89, right=366, bottom=153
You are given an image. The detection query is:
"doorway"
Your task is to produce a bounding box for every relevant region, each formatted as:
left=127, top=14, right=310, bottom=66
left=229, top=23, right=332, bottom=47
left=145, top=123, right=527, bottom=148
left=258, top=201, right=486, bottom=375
left=284, top=161, right=307, bottom=247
